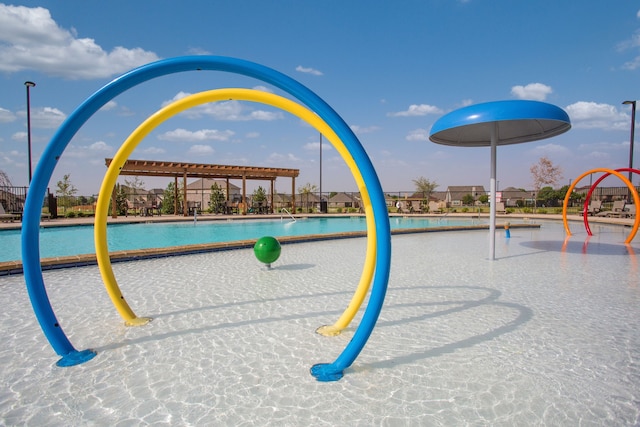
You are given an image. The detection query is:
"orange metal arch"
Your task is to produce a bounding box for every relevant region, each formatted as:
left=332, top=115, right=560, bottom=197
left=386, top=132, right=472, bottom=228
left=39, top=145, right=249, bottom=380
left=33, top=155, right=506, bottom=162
left=562, top=168, right=640, bottom=243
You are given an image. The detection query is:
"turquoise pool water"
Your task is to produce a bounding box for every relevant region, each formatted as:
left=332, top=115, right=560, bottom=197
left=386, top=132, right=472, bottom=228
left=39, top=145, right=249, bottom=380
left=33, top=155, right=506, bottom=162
left=1, top=216, right=485, bottom=262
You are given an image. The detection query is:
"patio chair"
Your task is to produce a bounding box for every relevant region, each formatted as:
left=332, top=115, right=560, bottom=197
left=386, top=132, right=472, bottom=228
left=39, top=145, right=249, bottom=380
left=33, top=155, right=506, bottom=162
left=410, top=200, right=422, bottom=213
left=428, top=201, right=442, bottom=214
left=496, top=202, right=506, bottom=214
left=607, top=200, right=627, bottom=218
left=586, top=200, right=602, bottom=216
left=0, top=203, right=21, bottom=222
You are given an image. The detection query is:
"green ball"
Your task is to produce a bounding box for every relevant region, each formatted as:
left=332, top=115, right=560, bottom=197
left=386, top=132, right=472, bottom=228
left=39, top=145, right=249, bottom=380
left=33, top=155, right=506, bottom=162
left=253, top=236, right=281, bottom=265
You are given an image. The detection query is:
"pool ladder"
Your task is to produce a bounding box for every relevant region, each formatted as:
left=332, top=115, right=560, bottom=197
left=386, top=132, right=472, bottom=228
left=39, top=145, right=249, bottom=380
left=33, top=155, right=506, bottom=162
left=281, top=208, right=296, bottom=222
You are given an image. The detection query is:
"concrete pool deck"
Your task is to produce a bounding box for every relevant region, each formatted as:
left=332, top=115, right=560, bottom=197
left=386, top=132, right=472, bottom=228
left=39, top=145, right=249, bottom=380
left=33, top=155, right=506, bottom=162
left=1, top=219, right=639, bottom=425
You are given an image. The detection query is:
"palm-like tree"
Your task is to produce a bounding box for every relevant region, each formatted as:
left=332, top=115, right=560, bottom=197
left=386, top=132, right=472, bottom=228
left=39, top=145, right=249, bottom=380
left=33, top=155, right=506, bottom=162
left=298, top=183, right=318, bottom=213
left=412, top=176, right=438, bottom=205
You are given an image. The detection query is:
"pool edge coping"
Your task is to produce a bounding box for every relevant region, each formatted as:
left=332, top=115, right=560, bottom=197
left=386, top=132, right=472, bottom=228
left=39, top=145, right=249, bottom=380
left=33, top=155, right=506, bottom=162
left=1, top=223, right=541, bottom=276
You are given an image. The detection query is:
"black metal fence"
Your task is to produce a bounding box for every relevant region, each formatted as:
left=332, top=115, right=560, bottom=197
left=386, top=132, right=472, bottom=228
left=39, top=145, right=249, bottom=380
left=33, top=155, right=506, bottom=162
left=0, top=186, right=57, bottom=218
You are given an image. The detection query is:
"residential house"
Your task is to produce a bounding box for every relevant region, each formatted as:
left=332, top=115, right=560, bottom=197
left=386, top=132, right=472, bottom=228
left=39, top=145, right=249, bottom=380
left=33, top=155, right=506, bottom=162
left=328, top=192, right=359, bottom=209
left=445, top=186, right=486, bottom=206
left=186, top=178, right=241, bottom=211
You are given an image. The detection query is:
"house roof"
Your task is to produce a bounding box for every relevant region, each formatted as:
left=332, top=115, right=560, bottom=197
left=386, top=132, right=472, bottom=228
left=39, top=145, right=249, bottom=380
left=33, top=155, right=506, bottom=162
left=328, top=192, right=357, bottom=203
left=186, top=178, right=240, bottom=191
left=446, top=185, right=486, bottom=200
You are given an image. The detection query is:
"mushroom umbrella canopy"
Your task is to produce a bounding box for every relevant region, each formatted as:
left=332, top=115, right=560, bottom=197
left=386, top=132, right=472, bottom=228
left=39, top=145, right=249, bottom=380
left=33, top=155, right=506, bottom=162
left=429, top=100, right=571, bottom=260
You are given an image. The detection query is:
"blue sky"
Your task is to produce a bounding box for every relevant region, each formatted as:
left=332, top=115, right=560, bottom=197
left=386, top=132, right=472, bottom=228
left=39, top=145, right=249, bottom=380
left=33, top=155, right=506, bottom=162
left=0, top=1, right=639, bottom=195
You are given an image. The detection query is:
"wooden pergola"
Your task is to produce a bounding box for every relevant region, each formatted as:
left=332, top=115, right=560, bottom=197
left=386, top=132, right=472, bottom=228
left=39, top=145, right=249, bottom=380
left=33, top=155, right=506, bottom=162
left=105, top=158, right=299, bottom=216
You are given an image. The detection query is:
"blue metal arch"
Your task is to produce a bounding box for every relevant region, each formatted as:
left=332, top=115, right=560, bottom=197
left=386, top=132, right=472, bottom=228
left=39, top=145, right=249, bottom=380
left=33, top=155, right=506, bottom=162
left=21, top=56, right=391, bottom=380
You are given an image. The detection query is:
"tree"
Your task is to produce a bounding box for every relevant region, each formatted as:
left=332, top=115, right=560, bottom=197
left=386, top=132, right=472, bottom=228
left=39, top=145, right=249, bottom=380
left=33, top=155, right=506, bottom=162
left=252, top=186, right=267, bottom=203
left=298, top=183, right=318, bottom=213
left=162, top=181, right=182, bottom=215
left=462, top=194, right=475, bottom=205
left=530, top=156, right=563, bottom=192
left=412, top=177, right=438, bottom=202
left=209, top=183, right=226, bottom=213
left=114, top=183, right=129, bottom=215
left=125, top=176, right=145, bottom=210
left=55, top=174, right=77, bottom=213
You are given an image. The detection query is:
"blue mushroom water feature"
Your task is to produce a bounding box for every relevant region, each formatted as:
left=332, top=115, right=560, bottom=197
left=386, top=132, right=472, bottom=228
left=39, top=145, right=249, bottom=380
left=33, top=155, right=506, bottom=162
left=429, top=100, right=571, bottom=260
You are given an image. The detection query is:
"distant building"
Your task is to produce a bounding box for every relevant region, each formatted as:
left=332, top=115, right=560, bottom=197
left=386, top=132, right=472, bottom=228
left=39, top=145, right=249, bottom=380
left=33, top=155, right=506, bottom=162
left=186, top=178, right=241, bottom=210
left=445, top=186, right=486, bottom=206
left=328, top=192, right=361, bottom=210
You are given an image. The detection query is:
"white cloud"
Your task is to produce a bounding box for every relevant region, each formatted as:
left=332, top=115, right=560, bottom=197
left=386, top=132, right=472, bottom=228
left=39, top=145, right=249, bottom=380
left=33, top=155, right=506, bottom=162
left=0, top=4, right=159, bottom=79
left=304, top=142, right=332, bottom=151
left=351, top=125, right=381, bottom=134
left=64, top=140, right=114, bottom=158
left=266, top=152, right=301, bottom=163
left=565, top=101, right=629, bottom=130
left=186, top=47, right=211, bottom=55
left=528, top=143, right=571, bottom=157
left=15, top=106, right=66, bottom=129
left=188, top=144, right=214, bottom=155
left=252, top=85, right=273, bottom=93
left=157, top=128, right=235, bottom=142
left=617, top=29, right=640, bottom=69
left=100, top=101, right=118, bottom=111
left=405, top=128, right=430, bottom=141
left=140, top=147, right=166, bottom=155
left=295, top=66, right=323, bottom=76
left=32, top=107, right=66, bottom=129
left=11, top=131, right=26, bottom=142
left=89, top=141, right=111, bottom=151
left=510, top=83, right=553, bottom=101
left=163, top=94, right=284, bottom=121
left=388, top=104, right=443, bottom=117
left=0, top=107, right=16, bottom=123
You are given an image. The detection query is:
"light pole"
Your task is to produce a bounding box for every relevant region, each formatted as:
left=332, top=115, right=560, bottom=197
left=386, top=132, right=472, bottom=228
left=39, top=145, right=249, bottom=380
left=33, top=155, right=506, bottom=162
left=623, top=100, right=636, bottom=186
left=24, top=81, right=36, bottom=184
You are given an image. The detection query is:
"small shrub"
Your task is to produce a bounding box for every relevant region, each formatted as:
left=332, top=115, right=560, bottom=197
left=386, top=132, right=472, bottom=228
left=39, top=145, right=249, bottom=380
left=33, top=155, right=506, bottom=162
left=538, top=208, right=548, bottom=214
left=76, top=211, right=85, bottom=217
left=65, top=211, right=77, bottom=218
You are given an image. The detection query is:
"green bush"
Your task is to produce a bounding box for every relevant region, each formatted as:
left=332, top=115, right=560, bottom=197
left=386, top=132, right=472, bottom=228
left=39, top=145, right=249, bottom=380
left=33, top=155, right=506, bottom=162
left=76, top=211, right=85, bottom=217
left=538, top=209, right=548, bottom=214
left=65, top=211, right=77, bottom=218
left=461, top=207, right=469, bottom=213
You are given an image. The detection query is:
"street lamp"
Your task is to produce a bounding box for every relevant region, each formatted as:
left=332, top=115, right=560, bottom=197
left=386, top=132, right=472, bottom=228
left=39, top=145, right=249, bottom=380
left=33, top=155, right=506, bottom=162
left=623, top=100, right=636, bottom=187
left=24, top=81, right=36, bottom=184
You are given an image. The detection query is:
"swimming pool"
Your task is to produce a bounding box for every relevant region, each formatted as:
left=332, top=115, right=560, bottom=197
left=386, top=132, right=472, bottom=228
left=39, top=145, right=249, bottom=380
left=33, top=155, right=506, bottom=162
left=0, top=216, right=486, bottom=263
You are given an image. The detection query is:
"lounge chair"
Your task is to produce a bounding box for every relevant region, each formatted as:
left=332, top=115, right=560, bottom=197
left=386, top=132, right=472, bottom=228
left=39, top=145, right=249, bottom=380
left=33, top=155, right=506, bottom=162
left=409, top=200, right=423, bottom=213
left=585, top=200, right=602, bottom=216
left=605, top=200, right=627, bottom=218
left=428, top=201, right=443, bottom=214
left=495, top=202, right=506, bottom=214
left=0, top=203, right=21, bottom=222
left=625, top=204, right=636, bottom=218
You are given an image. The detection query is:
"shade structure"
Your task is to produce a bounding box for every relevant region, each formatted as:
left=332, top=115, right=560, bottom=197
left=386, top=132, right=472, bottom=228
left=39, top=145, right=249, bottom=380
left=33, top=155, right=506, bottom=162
left=429, top=100, right=571, bottom=260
